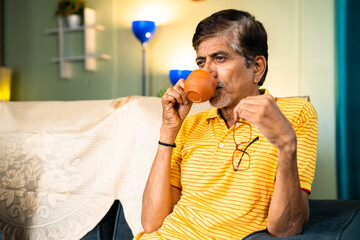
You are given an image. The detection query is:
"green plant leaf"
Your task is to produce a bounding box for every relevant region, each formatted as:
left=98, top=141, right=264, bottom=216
left=156, top=85, right=172, bottom=98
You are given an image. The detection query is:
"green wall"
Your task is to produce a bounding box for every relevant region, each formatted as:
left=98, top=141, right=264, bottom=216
left=5, top=0, right=140, bottom=100
left=4, top=0, right=336, bottom=199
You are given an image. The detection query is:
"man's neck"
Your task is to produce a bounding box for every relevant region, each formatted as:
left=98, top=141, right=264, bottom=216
left=219, top=88, right=263, bottom=128
left=219, top=107, right=236, bottom=129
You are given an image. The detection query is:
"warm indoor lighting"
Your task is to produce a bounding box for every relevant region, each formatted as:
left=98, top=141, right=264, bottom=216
left=120, top=2, right=175, bottom=27
left=0, top=67, right=12, bottom=101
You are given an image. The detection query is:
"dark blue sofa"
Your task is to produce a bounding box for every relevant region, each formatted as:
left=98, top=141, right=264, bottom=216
left=81, top=199, right=360, bottom=240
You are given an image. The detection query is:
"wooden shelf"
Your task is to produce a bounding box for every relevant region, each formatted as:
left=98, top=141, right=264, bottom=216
left=45, top=8, right=111, bottom=79
left=45, top=24, right=105, bottom=34
left=51, top=54, right=111, bottom=62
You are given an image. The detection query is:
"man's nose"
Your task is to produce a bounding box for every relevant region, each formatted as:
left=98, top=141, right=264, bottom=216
left=203, top=62, right=217, bottom=78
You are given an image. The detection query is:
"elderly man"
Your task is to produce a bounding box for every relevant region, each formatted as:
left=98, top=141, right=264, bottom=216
left=136, top=9, right=318, bottom=239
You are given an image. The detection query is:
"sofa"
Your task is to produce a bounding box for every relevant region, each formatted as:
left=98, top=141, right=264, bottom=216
left=0, top=96, right=359, bottom=240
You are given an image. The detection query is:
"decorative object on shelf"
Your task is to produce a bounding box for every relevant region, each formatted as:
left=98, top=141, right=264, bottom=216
left=46, top=8, right=111, bottom=79
left=0, top=67, right=12, bottom=101
left=132, top=20, right=156, bottom=96
left=55, top=0, right=87, bottom=28
left=66, top=14, right=81, bottom=28
left=169, top=69, right=192, bottom=86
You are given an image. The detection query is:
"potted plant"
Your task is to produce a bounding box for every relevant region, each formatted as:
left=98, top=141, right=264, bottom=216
left=55, top=0, right=88, bottom=28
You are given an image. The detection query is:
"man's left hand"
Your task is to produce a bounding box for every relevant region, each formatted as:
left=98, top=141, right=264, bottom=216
left=233, top=94, right=296, bottom=149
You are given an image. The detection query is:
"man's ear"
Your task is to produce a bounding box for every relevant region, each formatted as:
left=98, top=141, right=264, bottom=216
left=253, top=56, right=267, bottom=84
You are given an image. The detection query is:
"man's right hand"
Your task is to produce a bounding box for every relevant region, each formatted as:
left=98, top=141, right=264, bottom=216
left=142, top=79, right=189, bottom=233
left=161, top=79, right=192, bottom=137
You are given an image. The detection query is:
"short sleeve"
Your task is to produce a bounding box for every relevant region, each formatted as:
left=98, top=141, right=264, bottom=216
left=169, top=124, right=186, bottom=189
left=294, top=101, right=318, bottom=193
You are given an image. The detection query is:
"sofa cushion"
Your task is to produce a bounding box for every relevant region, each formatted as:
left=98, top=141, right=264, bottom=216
left=0, top=98, right=121, bottom=239
left=0, top=96, right=211, bottom=239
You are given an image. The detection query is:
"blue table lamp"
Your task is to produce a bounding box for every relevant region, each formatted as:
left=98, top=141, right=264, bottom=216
left=169, top=70, right=192, bottom=85
left=132, top=20, right=156, bottom=96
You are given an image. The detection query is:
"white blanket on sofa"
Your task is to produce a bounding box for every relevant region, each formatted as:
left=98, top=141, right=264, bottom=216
left=0, top=96, right=211, bottom=240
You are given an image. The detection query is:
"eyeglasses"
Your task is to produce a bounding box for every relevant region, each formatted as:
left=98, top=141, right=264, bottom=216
left=232, top=121, right=259, bottom=171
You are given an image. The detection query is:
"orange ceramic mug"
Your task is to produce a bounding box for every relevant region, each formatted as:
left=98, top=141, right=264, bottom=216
left=184, top=69, right=217, bottom=103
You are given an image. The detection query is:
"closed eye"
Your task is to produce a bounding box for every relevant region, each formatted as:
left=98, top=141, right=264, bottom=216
left=209, top=51, right=230, bottom=63
left=196, top=59, right=205, bottom=68
left=216, top=55, right=226, bottom=62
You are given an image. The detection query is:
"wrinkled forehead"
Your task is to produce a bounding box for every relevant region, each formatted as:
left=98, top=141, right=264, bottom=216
left=196, top=35, right=239, bottom=57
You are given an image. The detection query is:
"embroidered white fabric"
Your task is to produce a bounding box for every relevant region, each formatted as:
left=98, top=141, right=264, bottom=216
left=0, top=96, right=211, bottom=240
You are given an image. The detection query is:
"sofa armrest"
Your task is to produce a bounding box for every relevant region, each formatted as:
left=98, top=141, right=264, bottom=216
left=243, top=199, right=360, bottom=239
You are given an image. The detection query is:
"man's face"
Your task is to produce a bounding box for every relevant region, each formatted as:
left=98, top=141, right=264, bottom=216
left=196, top=36, right=259, bottom=109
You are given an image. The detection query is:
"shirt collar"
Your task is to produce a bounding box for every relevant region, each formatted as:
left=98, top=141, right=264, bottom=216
left=206, top=108, right=219, bottom=120
left=205, top=88, right=269, bottom=122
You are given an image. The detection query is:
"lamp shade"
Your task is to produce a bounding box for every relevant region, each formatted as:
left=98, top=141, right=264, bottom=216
left=169, top=70, right=192, bottom=85
left=132, top=20, right=156, bottom=46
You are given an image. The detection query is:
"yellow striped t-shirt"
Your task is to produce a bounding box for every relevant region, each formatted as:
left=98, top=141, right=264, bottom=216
left=136, top=96, right=318, bottom=240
